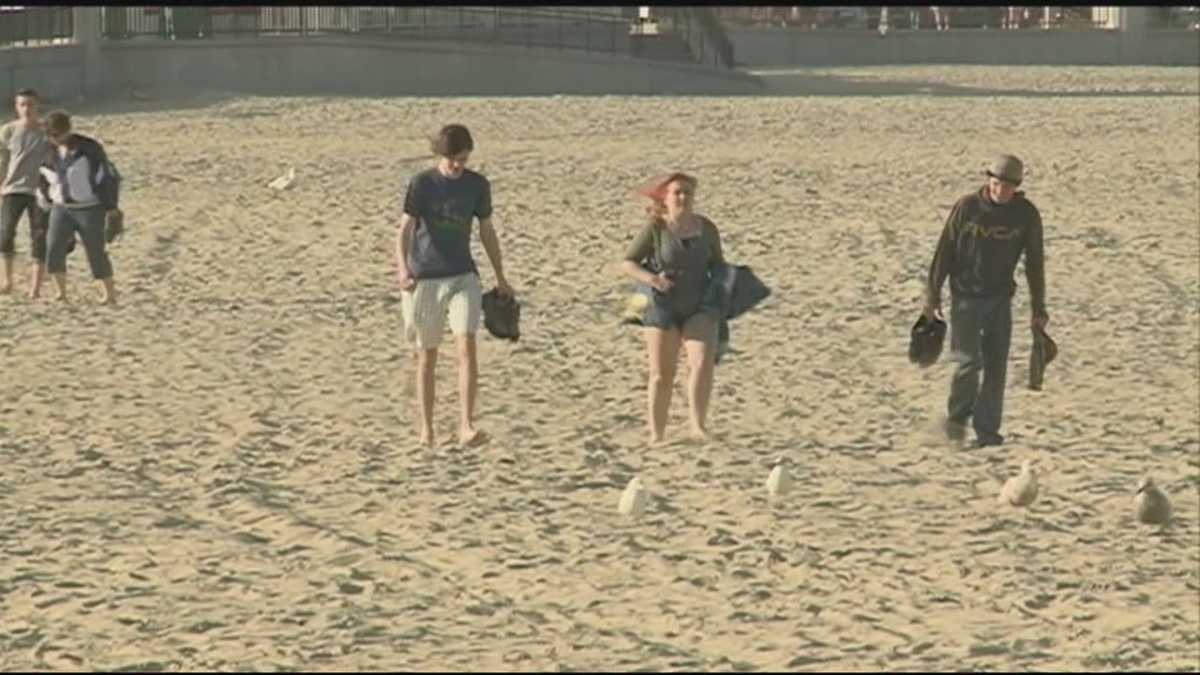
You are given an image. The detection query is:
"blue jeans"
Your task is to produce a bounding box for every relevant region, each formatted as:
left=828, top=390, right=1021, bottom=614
left=947, top=295, right=1012, bottom=444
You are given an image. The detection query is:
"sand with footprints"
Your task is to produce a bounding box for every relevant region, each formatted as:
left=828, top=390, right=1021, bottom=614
left=1, top=65, right=1197, bottom=670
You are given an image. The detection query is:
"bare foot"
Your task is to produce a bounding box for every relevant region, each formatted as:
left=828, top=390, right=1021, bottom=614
left=27, top=287, right=39, bottom=299
left=649, top=432, right=667, bottom=446
left=418, top=429, right=435, bottom=448
left=0, top=283, right=11, bottom=295
left=689, top=426, right=711, bottom=442
left=54, top=291, right=68, bottom=303
left=459, top=427, right=489, bottom=448
left=99, top=294, right=117, bottom=306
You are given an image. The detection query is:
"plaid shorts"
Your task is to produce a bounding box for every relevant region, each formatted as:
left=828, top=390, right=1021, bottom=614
left=401, top=272, right=482, bottom=349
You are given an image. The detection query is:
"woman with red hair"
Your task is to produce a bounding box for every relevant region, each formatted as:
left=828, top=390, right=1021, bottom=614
left=621, top=172, right=725, bottom=443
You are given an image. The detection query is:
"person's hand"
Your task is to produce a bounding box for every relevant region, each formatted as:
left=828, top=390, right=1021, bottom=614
left=1032, top=314, right=1049, bottom=331
left=922, top=302, right=943, bottom=323
left=649, top=272, right=674, bottom=293
left=495, top=277, right=515, bottom=299
left=396, top=267, right=415, bottom=292
left=104, top=208, right=124, bottom=243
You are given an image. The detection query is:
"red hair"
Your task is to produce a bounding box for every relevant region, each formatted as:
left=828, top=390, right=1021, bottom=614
left=636, top=172, right=698, bottom=222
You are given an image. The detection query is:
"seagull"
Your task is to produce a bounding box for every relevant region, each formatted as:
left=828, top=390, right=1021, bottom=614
left=618, top=476, right=647, bottom=518
left=766, top=456, right=792, bottom=500
left=999, top=459, right=1038, bottom=507
left=1134, top=476, right=1172, bottom=526
left=268, top=166, right=296, bottom=191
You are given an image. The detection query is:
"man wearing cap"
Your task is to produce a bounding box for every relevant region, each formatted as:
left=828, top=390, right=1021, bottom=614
left=923, top=154, right=1048, bottom=448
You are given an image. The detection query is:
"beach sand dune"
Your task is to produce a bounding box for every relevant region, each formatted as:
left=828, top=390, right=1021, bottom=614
left=1, top=66, right=1197, bottom=671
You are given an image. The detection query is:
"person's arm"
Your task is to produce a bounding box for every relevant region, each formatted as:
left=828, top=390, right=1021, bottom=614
left=395, top=212, right=417, bottom=288
left=706, top=218, right=725, bottom=266
left=395, top=178, right=421, bottom=290
left=88, top=141, right=119, bottom=213
left=1024, top=204, right=1049, bottom=327
left=924, top=200, right=962, bottom=319
left=621, top=223, right=672, bottom=291
left=474, top=178, right=512, bottom=296
left=0, top=126, right=10, bottom=182
left=477, top=215, right=512, bottom=296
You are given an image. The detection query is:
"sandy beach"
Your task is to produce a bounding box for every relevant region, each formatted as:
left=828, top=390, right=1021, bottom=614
left=1, top=65, right=1197, bottom=671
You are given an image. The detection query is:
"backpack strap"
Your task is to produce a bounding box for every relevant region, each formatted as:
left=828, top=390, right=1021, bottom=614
left=646, top=220, right=666, bottom=273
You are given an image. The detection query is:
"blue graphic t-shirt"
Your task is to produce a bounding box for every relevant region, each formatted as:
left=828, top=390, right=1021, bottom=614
left=403, top=167, right=492, bottom=279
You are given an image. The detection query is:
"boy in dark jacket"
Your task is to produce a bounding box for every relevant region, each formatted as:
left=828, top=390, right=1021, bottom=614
left=37, top=110, right=120, bottom=305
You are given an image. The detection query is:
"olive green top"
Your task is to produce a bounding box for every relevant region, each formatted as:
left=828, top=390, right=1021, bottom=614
left=625, top=215, right=724, bottom=316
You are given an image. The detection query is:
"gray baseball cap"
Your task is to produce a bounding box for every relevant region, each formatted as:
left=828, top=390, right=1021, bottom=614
left=985, top=154, right=1024, bottom=184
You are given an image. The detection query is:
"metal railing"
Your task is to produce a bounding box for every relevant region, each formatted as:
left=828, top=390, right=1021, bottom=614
left=99, top=7, right=635, bottom=58
left=95, top=7, right=741, bottom=69
left=0, top=6, right=73, bottom=48
left=1148, top=6, right=1200, bottom=30
left=713, top=6, right=1127, bottom=32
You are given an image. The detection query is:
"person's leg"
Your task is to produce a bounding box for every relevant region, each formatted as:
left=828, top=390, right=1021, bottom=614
left=45, top=205, right=75, bottom=302
left=27, top=201, right=47, bottom=299
left=415, top=347, right=438, bottom=446
left=0, top=195, right=21, bottom=293
left=946, top=297, right=983, bottom=439
left=401, top=277, right=450, bottom=446
left=681, top=311, right=718, bottom=440
left=974, top=297, right=1013, bottom=446
left=447, top=273, right=485, bottom=446
left=75, top=207, right=116, bottom=305
left=645, top=325, right=681, bottom=443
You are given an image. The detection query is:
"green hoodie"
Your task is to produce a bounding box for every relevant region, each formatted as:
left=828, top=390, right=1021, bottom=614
left=926, top=184, right=1047, bottom=318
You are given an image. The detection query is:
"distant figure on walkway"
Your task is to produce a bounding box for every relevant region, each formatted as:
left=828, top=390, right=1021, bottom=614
left=931, top=6, right=950, bottom=30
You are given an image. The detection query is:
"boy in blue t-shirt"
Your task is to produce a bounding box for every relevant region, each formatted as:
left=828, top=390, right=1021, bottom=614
left=395, top=124, right=515, bottom=448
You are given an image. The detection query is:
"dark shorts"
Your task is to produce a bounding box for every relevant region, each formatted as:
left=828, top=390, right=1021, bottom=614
left=0, top=193, right=49, bottom=261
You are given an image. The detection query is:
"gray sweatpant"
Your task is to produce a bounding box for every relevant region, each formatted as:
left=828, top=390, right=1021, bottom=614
left=947, top=295, right=1012, bottom=445
left=46, top=205, right=113, bottom=279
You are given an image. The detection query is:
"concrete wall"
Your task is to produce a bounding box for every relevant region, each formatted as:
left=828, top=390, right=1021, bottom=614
left=729, top=28, right=1200, bottom=67
left=97, top=36, right=764, bottom=97
left=0, top=44, right=85, bottom=104
left=1141, top=30, right=1200, bottom=66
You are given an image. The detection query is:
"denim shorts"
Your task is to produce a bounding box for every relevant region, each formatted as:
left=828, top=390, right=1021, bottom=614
left=639, top=287, right=720, bottom=330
